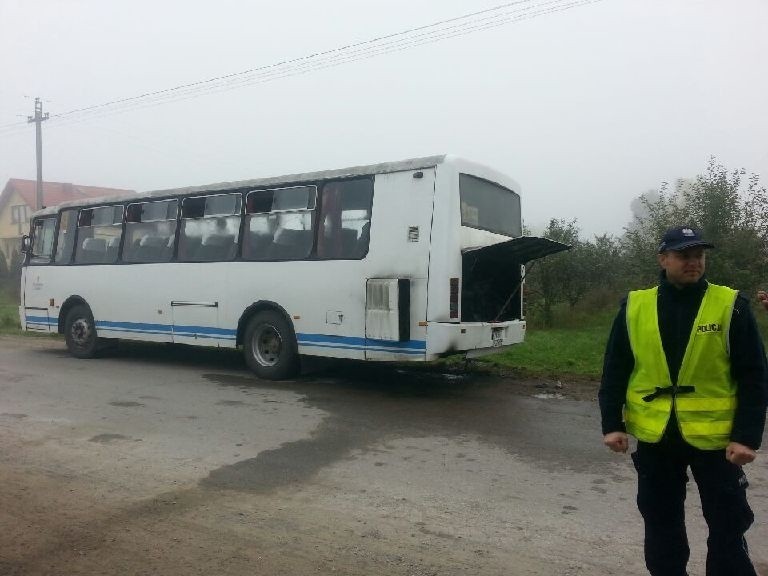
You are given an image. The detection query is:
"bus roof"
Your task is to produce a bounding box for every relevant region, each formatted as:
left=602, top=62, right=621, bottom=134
left=34, top=154, right=513, bottom=215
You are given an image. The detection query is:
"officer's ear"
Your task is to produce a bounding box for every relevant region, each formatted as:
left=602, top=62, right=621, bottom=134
left=657, top=252, right=668, bottom=270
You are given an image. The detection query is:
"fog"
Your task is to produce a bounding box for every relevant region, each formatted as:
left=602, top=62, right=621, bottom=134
left=1, top=0, right=766, bottom=237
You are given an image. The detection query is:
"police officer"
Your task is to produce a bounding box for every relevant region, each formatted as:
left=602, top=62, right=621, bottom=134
left=599, top=226, right=768, bottom=576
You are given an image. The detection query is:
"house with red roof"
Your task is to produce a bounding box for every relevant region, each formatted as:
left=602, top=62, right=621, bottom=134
left=0, top=179, right=134, bottom=266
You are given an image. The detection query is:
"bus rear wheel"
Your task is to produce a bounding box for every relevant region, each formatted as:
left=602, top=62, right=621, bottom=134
left=243, top=310, right=299, bottom=380
left=64, top=304, right=100, bottom=359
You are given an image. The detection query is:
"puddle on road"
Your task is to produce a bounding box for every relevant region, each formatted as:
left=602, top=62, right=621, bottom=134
left=200, top=422, right=357, bottom=493
left=89, top=433, right=130, bottom=444
left=215, top=400, right=248, bottom=407
left=109, top=401, right=145, bottom=408
left=199, top=364, right=607, bottom=493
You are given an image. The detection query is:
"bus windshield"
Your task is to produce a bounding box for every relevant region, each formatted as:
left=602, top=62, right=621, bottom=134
left=459, top=173, right=521, bottom=237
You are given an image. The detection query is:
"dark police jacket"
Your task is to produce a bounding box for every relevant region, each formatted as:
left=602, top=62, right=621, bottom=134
left=599, top=272, right=768, bottom=450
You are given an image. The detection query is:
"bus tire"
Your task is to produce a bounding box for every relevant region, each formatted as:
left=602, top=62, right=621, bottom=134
left=243, top=310, right=299, bottom=380
left=64, top=304, right=100, bottom=359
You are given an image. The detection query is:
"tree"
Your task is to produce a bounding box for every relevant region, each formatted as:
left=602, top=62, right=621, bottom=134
left=6, top=250, right=23, bottom=300
left=0, top=249, right=9, bottom=279
left=621, top=158, right=768, bottom=293
left=580, top=233, right=624, bottom=293
left=525, top=218, right=583, bottom=326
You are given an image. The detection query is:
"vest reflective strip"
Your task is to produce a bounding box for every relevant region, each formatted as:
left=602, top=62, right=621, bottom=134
left=675, top=396, right=737, bottom=412
left=625, top=399, right=672, bottom=417
left=624, top=421, right=667, bottom=441
left=680, top=422, right=733, bottom=437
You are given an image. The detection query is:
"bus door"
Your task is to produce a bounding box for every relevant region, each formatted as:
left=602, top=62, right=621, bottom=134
left=170, top=300, right=221, bottom=345
left=23, top=217, right=57, bottom=332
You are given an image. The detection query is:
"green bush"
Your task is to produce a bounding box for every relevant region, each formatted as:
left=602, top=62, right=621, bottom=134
left=0, top=283, right=20, bottom=332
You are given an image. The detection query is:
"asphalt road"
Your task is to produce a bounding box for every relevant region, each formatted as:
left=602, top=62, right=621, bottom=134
left=0, top=335, right=766, bottom=575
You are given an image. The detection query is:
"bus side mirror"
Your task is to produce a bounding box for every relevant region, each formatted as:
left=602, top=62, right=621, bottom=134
left=21, top=235, right=31, bottom=253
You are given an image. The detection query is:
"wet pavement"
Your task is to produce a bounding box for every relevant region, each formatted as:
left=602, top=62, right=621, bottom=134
left=0, top=335, right=766, bottom=575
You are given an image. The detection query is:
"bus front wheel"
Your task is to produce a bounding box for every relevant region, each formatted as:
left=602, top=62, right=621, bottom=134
left=243, top=310, right=299, bottom=380
left=64, top=304, right=100, bottom=359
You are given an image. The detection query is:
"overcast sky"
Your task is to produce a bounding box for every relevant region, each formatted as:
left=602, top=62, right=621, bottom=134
left=1, top=0, right=766, bottom=237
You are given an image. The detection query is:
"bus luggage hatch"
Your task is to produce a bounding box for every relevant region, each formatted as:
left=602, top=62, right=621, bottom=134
left=24, top=307, right=52, bottom=332
left=460, top=236, right=571, bottom=323
left=171, top=300, right=221, bottom=346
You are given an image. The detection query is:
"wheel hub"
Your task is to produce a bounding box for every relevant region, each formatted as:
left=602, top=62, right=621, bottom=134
left=252, top=324, right=282, bottom=367
left=71, top=319, right=92, bottom=346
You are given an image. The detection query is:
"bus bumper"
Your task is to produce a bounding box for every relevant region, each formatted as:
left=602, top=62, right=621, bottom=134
left=427, top=320, right=526, bottom=358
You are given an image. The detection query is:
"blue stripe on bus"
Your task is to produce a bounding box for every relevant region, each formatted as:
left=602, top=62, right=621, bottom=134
left=97, top=320, right=173, bottom=333
left=172, top=332, right=237, bottom=341
left=25, top=316, right=424, bottom=352
left=95, top=320, right=237, bottom=339
left=297, top=341, right=425, bottom=355
left=173, top=324, right=237, bottom=337
left=296, top=333, right=426, bottom=353
left=25, top=315, right=57, bottom=326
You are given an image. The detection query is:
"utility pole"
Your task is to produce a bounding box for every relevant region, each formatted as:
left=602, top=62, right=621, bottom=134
left=27, top=97, right=49, bottom=210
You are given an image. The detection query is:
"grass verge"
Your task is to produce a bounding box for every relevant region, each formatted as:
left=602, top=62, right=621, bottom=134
left=0, top=286, right=20, bottom=333
left=475, top=325, right=609, bottom=379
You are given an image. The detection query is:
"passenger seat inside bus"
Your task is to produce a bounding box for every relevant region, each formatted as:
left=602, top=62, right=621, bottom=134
left=268, top=228, right=312, bottom=260
left=107, top=237, right=121, bottom=261
left=355, top=221, right=371, bottom=258
left=340, top=228, right=359, bottom=258
left=243, top=231, right=273, bottom=260
left=179, top=235, right=202, bottom=260
left=136, top=235, right=172, bottom=262
left=79, top=237, right=108, bottom=264
left=198, top=234, right=236, bottom=261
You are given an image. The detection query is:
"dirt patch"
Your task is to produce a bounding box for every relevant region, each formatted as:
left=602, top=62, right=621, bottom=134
left=489, top=369, right=600, bottom=402
left=0, top=460, right=555, bottom=576
left=321, top=360, right=601, bottom=403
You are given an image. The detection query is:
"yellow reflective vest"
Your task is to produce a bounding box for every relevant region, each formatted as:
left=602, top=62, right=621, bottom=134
left=624, top=283, right=738, bottom=450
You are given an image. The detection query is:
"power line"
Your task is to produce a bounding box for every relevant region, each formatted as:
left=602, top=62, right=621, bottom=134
left=0, top=0, right=602, bottom=135
left=52, top=0, right=552, bottom=120
left=51, top=0, right=601, bottom=126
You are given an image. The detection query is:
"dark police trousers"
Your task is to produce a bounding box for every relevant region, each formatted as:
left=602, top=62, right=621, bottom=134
left=631, top=429, right=756, bottom=576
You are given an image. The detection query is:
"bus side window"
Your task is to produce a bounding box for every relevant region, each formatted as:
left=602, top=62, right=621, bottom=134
left=30, top=218, right=56, bottom=265
left=317, top=179, right=373, bottom=260
left=244, top=186, right=316, bottom=261
left=123, top=199, right=178, bottom=263
left=74, top=205, right=124, bottom=265
left=54, top=209, right=78, bottom=265
left=179, top=194, right=241, bottom=262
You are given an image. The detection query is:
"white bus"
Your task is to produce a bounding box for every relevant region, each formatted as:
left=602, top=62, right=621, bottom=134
left=20, top=155, right=567, bottom=379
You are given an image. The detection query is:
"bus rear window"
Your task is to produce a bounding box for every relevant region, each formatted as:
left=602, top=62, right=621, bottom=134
left=459, top=174, right=521, bottom=237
